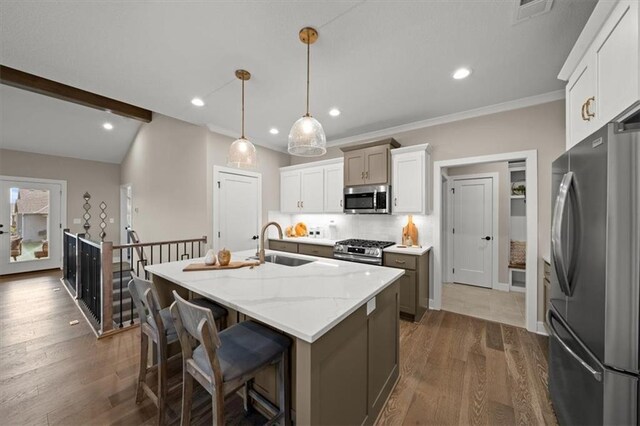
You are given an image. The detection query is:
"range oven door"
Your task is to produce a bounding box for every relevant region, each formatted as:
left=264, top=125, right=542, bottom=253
left=343, top=185, right=391, bottom=214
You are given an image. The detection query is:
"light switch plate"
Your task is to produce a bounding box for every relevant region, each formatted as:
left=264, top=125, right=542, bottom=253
left=366, top=297, right=376, bottom=315
left=109, top=218, right=114, bottom=224
left=73, top=218, right=81, bottom=224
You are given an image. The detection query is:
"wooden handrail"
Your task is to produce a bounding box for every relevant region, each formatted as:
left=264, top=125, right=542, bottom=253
left=113, top=235, right=207, bottom=250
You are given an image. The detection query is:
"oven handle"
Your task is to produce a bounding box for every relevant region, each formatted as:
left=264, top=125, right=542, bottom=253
left=333, top=252, right=382, bottom=265
left=373, top=189, right=377, bottom=211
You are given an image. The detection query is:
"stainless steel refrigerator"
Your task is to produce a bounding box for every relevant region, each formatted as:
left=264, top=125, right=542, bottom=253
left=549, top=108, right=640, bottom=425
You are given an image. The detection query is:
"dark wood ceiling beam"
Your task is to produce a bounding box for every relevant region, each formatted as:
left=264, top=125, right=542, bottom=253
left=0, top=65, right=152, bottom=123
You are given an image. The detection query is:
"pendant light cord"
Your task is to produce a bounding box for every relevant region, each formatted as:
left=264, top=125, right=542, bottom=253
left=306, top=29, right=310, bottom=117
left=241, top=78, right=245, bottom=138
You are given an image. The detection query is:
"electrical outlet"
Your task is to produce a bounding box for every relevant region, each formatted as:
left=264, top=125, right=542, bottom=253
left=73, top=218, right=81, bottom=224
left=109, top=218, right=114, bottom=224
left=366, top=297, right=376, bottom=315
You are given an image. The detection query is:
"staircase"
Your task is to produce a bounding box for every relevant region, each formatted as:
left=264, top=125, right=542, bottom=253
left=112, top=261, right=138, bottom=328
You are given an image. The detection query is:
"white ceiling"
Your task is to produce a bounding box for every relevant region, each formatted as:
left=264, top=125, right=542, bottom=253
left=0, top=85, right=141, bottom=163
left=0, top=0, right=596, bottom=157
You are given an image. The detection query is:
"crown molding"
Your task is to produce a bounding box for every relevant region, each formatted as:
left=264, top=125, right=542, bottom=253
left=326, top=90, right=565, bottom=148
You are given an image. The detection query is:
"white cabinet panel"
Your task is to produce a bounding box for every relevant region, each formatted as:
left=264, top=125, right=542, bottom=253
left=390, top=145, right=431, bottom=214
left=566, top=58, right=597, bottom=150
left=301, top=167, right=324, bottom=213
left=324, top=163, right=344, bottom=213
left=392, top=152, right=423, bottom=213
left=596, top=1, right=639, bottom=123
left=280, top=170, right=301, bottom=213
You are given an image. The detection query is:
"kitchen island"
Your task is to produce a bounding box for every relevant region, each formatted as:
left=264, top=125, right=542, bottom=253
left=146, top=249, right=403, bottom=425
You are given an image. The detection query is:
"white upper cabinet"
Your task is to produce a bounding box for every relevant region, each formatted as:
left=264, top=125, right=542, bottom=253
left=391, top=144, right=432, bottom=215
left=281, top=170, right=302, bottom=213
left=560, top=0, right=639, bottom=150
left=300, top=167, right=324, bottom=212
left=324, top=162, right=344, bottom=212
left=280, top=159, right=343, bottom=214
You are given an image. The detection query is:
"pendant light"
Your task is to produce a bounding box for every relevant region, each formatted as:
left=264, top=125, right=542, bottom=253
left=288, top=27, right=327, bottom=157
left=227, top=69, right=257, bottom=168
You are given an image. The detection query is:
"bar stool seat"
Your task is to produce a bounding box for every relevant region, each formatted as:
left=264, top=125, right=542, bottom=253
left=192, top=320, right=290, bottom=381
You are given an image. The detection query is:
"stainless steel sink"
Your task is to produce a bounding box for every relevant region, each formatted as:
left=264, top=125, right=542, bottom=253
left=249, top=254, right=315, bottom=267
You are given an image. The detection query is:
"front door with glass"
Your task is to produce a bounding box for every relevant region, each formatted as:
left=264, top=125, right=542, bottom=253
left=0, top=178, right=63, bottom=274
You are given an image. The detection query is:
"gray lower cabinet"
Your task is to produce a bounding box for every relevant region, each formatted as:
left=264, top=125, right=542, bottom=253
left=383, top=250, right=429, bottom=322
left=268, top=239, right=334, bottom=259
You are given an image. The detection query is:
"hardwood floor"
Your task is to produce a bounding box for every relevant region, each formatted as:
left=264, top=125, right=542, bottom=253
left=378, top=309, right=557, bottom=425
left=1, top=271, right=556, bottom=425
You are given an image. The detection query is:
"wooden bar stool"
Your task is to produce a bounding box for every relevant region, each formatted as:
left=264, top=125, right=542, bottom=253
left=128, top=277, right=228, bottom=425
left=170, top=291, right=292, bottom=426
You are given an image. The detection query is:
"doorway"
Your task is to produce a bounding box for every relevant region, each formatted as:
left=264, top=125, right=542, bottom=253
left=212, top=166, right=262, bottom=253
left=433, top=150, right=539, bottom=333
left=120, top=183, right=132, bottom=245
left=0, top=176, right=66, bottom=274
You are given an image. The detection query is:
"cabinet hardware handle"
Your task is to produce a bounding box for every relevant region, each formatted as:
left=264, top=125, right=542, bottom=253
left=394, top=197, right=397, bottom=206
left=297, top=201, right=301, bottom=208
left=301, top=201, right=304, bottom=208
left=581, top=101, right=588, bottom=121
left=361, top=171, right=365, bottom=179
left=395, top=260, right=406, bottom=264
left=340, top=199, right=343, bottom=207
left=584, top=96, right=595, bottom=121
left=365, top=171, right=369, bottom=179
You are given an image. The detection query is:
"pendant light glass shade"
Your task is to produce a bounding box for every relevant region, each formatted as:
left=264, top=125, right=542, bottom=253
left=288, top=115, right=326, bottom=156
left=227, top=69, right=257, bottom=168
left=228, top=137, right=257, bottom=168
left=288, top=27, right=326, bottom=157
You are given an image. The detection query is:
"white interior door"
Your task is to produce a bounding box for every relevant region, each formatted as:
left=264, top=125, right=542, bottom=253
left=0, top=178, right=63, bottom=274
left=452, top=177, right=493, bottom=288
left=216, top=170, right=260, bottom=253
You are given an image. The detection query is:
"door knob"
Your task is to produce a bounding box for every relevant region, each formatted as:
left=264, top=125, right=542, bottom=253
left=482, top=236, right=491, bottom=241
left=251, top=235, right=259, bottom=240
left=0, top=231, right=4, bottom=235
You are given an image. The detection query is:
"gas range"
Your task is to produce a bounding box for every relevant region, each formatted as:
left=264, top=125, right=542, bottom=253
left=333, top=239, right=395, bottom=265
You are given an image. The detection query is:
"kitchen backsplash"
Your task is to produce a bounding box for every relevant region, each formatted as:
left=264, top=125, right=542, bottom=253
left=267, top=211, right=434, bottom=245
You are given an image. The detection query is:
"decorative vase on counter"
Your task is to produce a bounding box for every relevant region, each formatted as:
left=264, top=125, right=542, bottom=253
left=204, top=249, right=217, bottom=266
left=218, top=248, right=231, bottom=266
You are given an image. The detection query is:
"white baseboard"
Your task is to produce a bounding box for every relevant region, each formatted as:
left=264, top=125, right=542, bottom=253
left=536, top=321, right=549, bottom=336
left=493, top=282, right=510, bottom=292
left=510, top=285, right=526, bottom=293
left=428, top=298, right=439, bottom=310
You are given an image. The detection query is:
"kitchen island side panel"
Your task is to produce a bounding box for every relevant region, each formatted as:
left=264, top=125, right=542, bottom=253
left=296, top=280, right=400, bottom=425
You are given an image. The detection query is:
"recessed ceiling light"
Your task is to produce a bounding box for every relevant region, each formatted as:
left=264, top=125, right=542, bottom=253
left=269, top=128, right=279, bottom=135
left=191, top=97, right=205, bottom=107
left=453, top=68, right=472, bottom=80
left=329, top=108, right=341, bottom=117
left=102, top=122, right=113, bottom=130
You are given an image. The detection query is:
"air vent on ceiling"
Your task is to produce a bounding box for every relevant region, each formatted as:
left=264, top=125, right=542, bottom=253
left=513, top=0, right=553, bottom=24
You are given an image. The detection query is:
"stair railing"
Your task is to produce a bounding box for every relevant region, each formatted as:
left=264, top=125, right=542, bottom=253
left=61, top=231, right=207, bottom=337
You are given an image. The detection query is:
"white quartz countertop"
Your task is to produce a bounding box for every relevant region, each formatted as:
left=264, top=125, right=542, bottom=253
left=146, top=250, right=404, bottom=343
left=384, top=244, right=432, bottom=255
left=270, top=236, right=338, bottom=247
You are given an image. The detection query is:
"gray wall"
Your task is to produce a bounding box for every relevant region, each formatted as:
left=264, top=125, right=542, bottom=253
left=290, top=99, right=566, bottom=321
left=0, top=149, right=122, bottom=242
left=120, top=113, right=290, bottom=247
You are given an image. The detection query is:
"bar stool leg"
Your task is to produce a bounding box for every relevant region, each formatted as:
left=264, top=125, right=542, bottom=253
left=136, top=332, right=149, bottom=404
left=157, top=340, right=168, bottom=426
left=212, top=385, right=225, bottom=426
left=180, top=368, right=193, bottom=426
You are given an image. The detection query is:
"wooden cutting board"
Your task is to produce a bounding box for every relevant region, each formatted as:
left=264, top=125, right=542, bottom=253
left=182, top=261, right=259, bottom=272
left=402, top=215, right=419, bottom=246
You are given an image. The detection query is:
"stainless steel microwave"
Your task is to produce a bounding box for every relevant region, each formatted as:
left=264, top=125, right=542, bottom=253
left=343, top=185, right=392, bottom=214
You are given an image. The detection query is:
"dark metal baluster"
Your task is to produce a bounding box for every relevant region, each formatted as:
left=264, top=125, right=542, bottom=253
left=160, top=245, right=163, bottom=264
left=119, top=250, right=123, bottom=328
left=198, top=241, right=201, bottom=257
left=191, top=241, right=194, bottom=259
left=176, top=243, right=179, bottom=261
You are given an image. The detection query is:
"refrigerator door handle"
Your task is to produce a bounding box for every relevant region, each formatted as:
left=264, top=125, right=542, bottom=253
left=551, top=172, right=574, bottom=296
left=547, top=309, right=603, bottom=382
